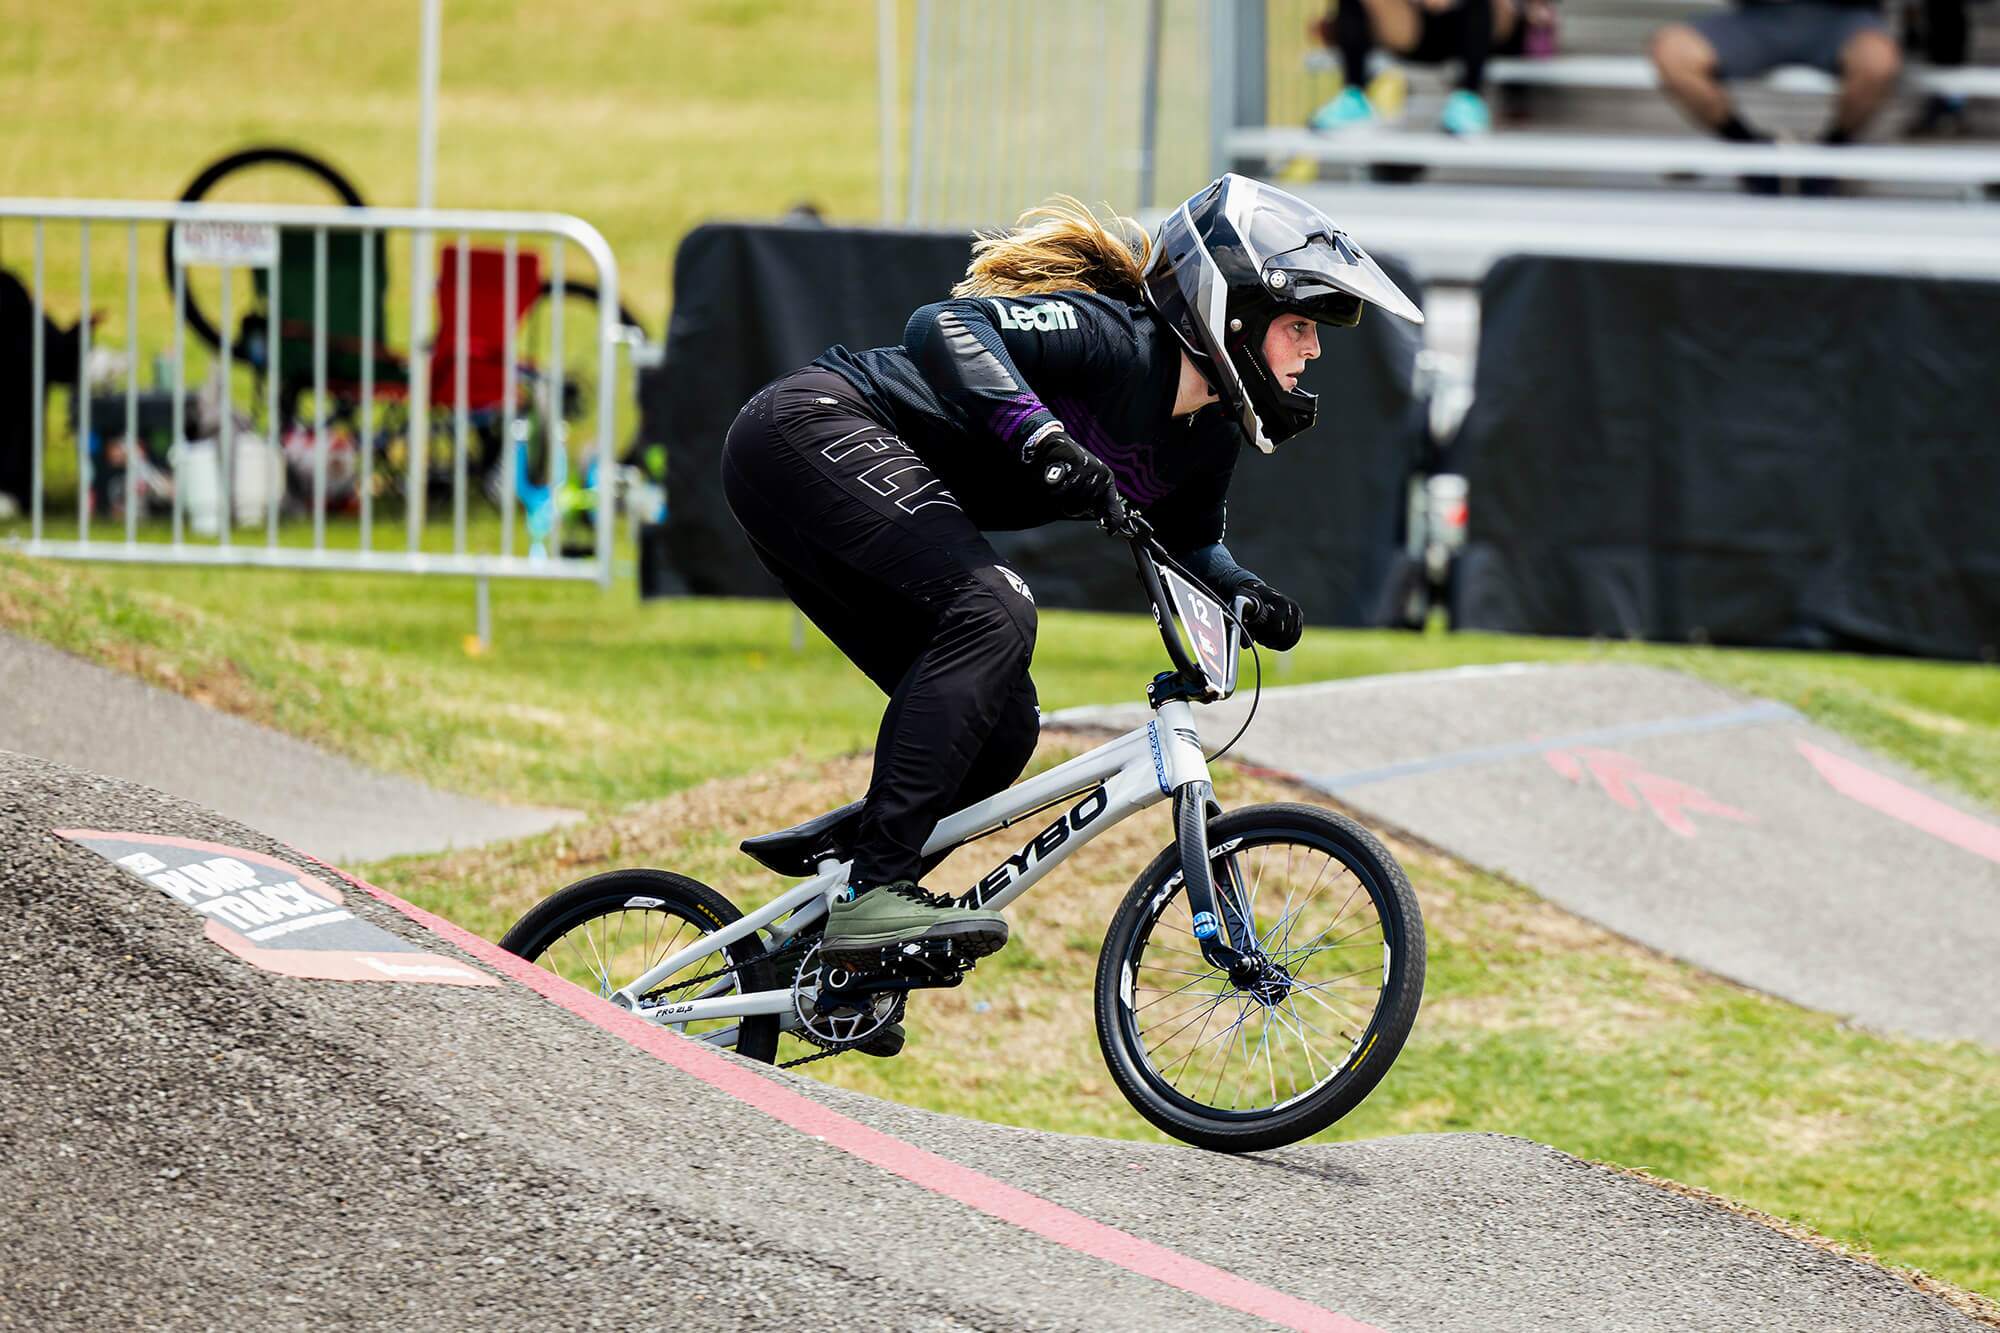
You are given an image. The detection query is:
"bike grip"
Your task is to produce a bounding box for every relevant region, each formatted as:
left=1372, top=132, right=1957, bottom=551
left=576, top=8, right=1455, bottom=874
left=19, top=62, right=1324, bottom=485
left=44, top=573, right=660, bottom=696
left=1233, top=592, right=1260, bottom=622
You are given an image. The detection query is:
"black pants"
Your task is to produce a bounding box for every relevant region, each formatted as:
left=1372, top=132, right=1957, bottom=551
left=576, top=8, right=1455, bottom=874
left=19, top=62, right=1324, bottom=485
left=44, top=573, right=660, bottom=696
left=721, top=368, right=1041, bottom=886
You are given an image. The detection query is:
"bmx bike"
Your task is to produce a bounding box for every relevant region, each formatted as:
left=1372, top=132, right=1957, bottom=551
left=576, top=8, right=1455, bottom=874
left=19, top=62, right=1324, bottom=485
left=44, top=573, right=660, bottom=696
left=501, top=506, right=1426, bottom=1152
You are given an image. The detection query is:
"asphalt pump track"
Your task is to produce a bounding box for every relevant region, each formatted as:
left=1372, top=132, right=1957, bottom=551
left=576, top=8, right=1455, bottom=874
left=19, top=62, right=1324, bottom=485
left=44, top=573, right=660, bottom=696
left=1059, top=662, right=2000, bottom=1048
left=0, top=630, right=576, bottom=863
left=3, top=747, right=1986, bottom=1332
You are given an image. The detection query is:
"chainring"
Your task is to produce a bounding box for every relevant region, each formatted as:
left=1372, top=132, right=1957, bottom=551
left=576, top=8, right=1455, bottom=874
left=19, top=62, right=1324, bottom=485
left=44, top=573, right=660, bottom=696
left=790, top=942, right=907, bottom=1050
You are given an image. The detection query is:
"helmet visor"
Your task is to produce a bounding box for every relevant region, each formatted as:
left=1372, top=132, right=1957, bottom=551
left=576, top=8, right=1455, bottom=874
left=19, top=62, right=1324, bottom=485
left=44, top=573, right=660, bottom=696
left=1263, top=234, right=1425, bottom=327
left=1231, top=182, right=1425, bottom=326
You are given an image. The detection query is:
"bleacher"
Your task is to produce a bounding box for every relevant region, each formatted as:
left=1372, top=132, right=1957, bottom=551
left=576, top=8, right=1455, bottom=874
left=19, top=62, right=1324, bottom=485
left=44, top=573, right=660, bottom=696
left=1249, top=0, right=2000, bottom=289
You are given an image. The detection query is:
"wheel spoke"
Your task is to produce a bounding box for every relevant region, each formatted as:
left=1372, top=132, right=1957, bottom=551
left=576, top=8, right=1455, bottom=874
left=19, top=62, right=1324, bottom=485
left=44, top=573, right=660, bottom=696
left=1283, top=914, right=1384, bottom=961
left=1133, top=969, right=1230, bottom=1013
left=1276, top=851, right=1336, bottom=955
left=1157, top=990, right=1233, bottom=1084
left=1267, top=997, right=1325, bottom=1086
left=1139, top=983, right=1237, bottom=1043
left=1145, top=988, right=1238, bottom=1064
left=1135, top=964, right=1229, bottom=981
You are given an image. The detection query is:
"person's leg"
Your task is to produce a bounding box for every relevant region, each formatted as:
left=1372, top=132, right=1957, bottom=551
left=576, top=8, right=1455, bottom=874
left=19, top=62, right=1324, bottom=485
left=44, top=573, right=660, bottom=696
left=1314, top=0, right=1423, bottom=127
left=1785, top=8, right=1899, bottom=194
left=721, top=370, right=1036, bottom=892
left=1654, top=10, right=1782, bottom=190
left=1429, top=0, right=1496, bottom=133
left=851, top=565, right=1037, bottom=885
left=1357, top=0, right=1424, bottom=52
left=1457, top=0, right=1495, bottom=91
left=1826, top=22, right=1902, bottom=141
left=1650, top=17, right=1764, bottom=141
left=1335, top=0, right=1376, bottom=89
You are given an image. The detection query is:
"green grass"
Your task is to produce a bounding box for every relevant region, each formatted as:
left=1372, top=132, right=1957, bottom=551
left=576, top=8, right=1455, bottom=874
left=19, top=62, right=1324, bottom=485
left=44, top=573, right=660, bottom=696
left=5, top=536, right=1995, bottom=815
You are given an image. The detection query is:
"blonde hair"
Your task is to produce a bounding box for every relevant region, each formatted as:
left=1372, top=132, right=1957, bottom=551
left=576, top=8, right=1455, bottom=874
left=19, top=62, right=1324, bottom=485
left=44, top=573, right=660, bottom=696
left=951, top=196, right=1152, bottom=300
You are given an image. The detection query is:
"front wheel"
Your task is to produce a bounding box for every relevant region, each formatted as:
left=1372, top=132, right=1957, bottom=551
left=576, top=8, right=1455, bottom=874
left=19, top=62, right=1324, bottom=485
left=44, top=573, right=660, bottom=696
left=1094, top=803, right=1425, bottom=1152
left=500, top=868, right=781, bottom=1063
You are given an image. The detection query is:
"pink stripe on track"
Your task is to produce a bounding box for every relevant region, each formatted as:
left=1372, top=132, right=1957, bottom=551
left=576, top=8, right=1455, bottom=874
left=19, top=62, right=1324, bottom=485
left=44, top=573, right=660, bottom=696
left=1798, top=741, right=2000, bottom=865
left=333, top=864, right=1381, bottom=1333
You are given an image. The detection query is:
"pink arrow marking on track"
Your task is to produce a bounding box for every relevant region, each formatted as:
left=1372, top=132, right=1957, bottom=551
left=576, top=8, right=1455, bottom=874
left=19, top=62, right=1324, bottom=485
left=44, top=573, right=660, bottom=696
left=1545, top=747, right=1756, bottom=838
left=1798, top=741, right=2000, bottom=865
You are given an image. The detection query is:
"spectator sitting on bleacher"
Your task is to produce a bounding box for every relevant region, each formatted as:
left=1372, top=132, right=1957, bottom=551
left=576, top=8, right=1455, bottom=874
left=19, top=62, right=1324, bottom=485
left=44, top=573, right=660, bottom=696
left=1650, top=0, right=1901, bottom=193
left=1310, top=0, right=1552, bottom=136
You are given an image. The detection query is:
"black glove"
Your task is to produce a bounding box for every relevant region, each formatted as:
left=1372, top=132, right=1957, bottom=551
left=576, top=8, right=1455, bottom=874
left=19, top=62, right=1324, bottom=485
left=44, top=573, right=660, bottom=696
left=1236, top=579, right=1303, bottom=651
left=1026, top=428, right=1119, bottom=520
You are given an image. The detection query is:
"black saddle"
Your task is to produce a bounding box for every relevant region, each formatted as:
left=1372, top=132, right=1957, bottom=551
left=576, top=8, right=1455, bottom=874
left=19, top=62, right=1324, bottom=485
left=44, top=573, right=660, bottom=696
left=739, top=799, right=866, bottom=877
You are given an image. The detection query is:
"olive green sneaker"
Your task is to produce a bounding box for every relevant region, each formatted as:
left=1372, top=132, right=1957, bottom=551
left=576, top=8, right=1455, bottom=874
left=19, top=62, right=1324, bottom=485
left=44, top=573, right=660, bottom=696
left=819, top=880, right=1008, bottom=968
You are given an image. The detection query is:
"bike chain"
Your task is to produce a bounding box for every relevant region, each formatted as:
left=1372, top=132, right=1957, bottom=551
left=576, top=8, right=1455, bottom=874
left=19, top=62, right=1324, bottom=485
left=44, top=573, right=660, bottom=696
left=653, top=933, right=811, bottom=1002
left=780, top=1044, right=848, bottom=1069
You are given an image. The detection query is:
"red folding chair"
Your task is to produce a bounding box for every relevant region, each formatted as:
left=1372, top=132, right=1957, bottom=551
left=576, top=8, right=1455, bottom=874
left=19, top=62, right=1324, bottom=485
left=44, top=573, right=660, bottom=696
left=429, top=245, right=542, bottom=411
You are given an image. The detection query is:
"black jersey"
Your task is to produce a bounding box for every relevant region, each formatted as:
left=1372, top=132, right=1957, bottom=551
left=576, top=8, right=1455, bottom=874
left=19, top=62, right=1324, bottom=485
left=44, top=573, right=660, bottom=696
left=813, top=289, right=1245, bottom=565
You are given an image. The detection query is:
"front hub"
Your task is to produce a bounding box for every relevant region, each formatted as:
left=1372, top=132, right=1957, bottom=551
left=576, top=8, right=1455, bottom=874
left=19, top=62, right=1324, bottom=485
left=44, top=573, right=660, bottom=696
left=1229, top=957, right=1295, bottom=1007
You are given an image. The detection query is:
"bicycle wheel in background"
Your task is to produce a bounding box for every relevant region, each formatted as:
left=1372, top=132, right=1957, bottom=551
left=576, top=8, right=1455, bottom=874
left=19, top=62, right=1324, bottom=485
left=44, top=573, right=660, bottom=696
left=167, top=145, right=368, bottom=353
left=500, top=868, right=780, bottom=1063
left=1094, top=803, right=1426, bottom=1153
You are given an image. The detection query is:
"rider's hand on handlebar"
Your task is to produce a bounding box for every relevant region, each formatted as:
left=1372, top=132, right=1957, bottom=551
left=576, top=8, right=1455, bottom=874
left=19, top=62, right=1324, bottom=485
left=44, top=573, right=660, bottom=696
left=1236, top=579, right=1304, bottom=651
left=1099, top=486, right=1146, bottom=536
left=1028, top=429, right=1120, bottom=522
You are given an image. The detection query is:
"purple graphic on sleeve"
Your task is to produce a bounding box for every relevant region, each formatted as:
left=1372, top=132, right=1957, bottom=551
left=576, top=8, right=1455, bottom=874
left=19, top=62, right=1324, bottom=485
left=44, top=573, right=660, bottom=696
left=989, top=396, right=1047, bottom=445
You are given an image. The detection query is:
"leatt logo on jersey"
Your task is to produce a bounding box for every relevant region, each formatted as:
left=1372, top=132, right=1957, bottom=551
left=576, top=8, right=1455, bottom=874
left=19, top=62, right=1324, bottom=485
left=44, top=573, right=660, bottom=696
left=992, top=299, right=1078, bottom=333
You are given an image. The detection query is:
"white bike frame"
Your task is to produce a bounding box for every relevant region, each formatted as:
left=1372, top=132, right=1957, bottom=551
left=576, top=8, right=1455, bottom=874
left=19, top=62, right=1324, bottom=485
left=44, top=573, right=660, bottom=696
left=606, top=698, right=1216, bottom=1039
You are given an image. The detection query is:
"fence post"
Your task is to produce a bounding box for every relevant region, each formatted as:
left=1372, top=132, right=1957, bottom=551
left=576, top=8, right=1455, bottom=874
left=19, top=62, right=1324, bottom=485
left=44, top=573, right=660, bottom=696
left=878, top=0, right=899, bottom=221
left=1211, top=0, right=1268, bottom=180
left=1139, top=0, right=1164, bottom=212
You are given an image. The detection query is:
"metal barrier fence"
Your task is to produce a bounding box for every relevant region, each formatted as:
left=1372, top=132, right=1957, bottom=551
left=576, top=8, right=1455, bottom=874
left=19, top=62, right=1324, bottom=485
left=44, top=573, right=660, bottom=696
left=1, top=200, right=626, bottom=624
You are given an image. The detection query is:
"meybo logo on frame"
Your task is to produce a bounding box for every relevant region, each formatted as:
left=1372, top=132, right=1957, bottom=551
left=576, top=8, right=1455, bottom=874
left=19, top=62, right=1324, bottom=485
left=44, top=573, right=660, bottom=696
left=992, top=299, right=1079, bottom=333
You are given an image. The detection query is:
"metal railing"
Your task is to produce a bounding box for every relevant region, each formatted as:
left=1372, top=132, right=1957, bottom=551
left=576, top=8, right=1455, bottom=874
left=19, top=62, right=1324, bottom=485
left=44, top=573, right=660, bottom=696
left=1, top=199, right=627, bottom=623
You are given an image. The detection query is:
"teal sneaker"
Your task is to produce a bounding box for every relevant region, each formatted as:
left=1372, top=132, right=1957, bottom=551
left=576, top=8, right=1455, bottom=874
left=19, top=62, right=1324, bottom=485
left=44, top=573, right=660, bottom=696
left=1309, top=86, right=1375, bottom=132
left=1440, top=89, right=1492, bottom=137
left=819, top=880, right=1008, bottom=969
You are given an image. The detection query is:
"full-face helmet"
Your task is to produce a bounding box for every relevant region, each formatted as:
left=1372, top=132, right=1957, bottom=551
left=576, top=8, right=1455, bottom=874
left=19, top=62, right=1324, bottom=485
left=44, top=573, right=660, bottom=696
left=1143, top=174, right=1424, bottom=453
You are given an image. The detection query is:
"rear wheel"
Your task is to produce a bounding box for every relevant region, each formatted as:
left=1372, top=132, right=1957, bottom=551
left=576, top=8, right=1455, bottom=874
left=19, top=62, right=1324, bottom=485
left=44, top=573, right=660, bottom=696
left=499, top=868, right=781, bottom=1063
left=1094, top=803, right=1425, bottom=1152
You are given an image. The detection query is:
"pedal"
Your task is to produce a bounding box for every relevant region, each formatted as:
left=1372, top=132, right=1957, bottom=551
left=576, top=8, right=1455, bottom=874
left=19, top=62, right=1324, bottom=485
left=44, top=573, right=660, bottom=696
left=817, top=937, right=975, bottom=1007
left=854, top=1021, right=905, bottom=1058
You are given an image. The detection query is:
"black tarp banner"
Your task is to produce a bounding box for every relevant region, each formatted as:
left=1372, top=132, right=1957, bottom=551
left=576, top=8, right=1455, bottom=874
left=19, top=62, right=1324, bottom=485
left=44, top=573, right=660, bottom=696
left=1452, top=255, right=2000, bottom=661
left=650, top=222, right=1429, bottom=625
